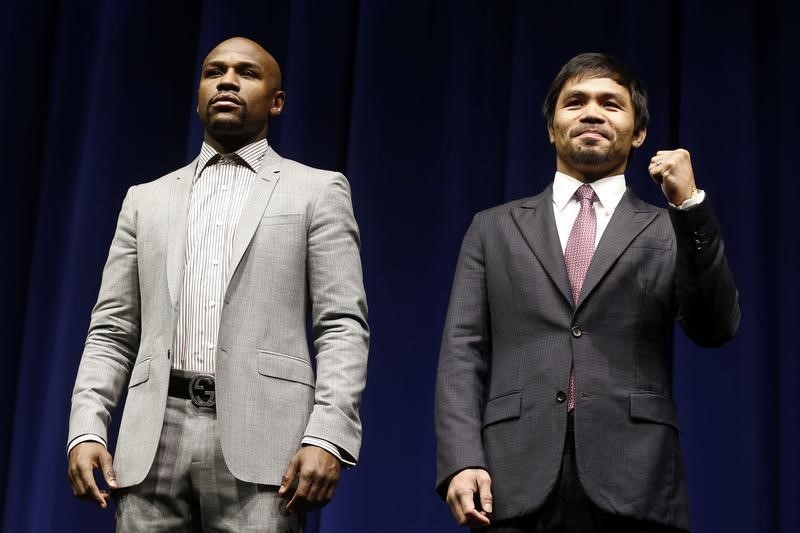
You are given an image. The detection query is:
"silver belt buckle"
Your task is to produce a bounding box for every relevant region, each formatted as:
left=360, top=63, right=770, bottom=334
left=189, top=374, right=216, bottom=407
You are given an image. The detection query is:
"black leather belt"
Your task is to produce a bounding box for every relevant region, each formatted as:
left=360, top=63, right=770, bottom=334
left=168, top=372, right=216, bottom=408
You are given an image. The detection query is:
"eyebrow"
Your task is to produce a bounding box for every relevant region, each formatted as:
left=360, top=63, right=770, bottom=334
left=203, top=60, right=263, bottom=72
left=561, top=90, right=627, bottom=102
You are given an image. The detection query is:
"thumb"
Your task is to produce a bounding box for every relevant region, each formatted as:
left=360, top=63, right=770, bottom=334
left=278, top=454, right=299, bottom=495
left=99, top=452, right=118, bottom=489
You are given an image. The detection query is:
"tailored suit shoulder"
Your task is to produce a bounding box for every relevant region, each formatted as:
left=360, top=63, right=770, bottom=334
left=69, top=147, right=369, bottom=487
left=435, top=184, right=739, bottom=530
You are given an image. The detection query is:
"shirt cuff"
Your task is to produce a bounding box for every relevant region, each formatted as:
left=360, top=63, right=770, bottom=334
left=301, top=436, right=356, bottom=467
left=670, top=189, right=706, bottom=210
left=67, top=434, right=106, bottom=455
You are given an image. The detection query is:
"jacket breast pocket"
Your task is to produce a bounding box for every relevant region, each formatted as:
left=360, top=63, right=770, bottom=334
left=261, top=213, right=304, bottom=226
left=257, top=350, right=315, bottom=387
left=128, top=357, right=151, bottom=388
left=628, top=236, right=673, bottom=250
left=482, top=390, right=521, bottom=428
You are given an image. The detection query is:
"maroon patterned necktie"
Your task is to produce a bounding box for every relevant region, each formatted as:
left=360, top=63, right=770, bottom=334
left=564, top=184, right=597, bottom=411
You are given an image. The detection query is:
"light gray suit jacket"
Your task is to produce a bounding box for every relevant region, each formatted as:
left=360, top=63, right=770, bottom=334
left=68, top=147, right=369, bottom=487
left=436, top=186, right=739, bottom=530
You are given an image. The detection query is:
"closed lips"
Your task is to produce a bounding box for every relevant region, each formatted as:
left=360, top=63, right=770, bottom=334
left=211, top=93, right=242, bottom=105
left=573, top=128, right=609, bottom=139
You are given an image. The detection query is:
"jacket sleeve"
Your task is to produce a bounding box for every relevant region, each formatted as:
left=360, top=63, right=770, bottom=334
left=669, top=197, right=741, bottom=346
left=435, top=213, right=492, bottom=497
left=68, top=186, right=141, bottom=446
left=302, top=173, right=369, bottom=463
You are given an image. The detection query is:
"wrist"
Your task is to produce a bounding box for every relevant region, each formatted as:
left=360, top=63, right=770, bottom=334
left=670, top=186, right=699, bottom=207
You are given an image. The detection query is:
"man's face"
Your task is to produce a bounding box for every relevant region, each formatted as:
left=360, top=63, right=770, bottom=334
left=548, top=76, right=646, bottom=182
left=197, top=38, right=285, bottom=146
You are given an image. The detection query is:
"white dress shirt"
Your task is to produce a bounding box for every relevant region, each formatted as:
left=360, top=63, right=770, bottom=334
left=552, top=171, right=705, bottom=250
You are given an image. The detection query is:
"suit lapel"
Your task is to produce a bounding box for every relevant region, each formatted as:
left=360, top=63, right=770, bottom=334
left=167, top=160, right=197, bottom=308
left=576, top=188, right=658, bottom=308
left=226, top=147, right=282, bottom=287
left=511, top=186, right=574, bottom=307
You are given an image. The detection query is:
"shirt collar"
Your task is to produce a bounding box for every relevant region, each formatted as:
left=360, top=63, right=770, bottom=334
left=194, top=138, right=270, bottom=180
left=552, top=171, right=627, bottom=216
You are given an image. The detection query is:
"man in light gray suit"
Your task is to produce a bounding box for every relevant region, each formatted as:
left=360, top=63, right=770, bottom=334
left=67, top=36, right=368, bottom=532
left=436, top=53, right=739, bottom=532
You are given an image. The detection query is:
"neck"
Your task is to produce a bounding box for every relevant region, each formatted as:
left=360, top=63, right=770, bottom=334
left=204, top=130, right=267, bottom=154
left=556, top=161, right=627, bottom=183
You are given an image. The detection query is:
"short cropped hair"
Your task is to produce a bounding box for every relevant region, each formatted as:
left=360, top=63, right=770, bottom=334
left=542, top=53, right=649, bottom=135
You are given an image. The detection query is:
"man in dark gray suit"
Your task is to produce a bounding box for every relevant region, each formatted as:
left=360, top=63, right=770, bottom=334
left=67, top=37, right=368, bottom=532
left=435, top=53, right=739, bottom=532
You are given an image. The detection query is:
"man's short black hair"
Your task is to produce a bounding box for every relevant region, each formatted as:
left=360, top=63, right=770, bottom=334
left=542, top=53, right=649, bottom=135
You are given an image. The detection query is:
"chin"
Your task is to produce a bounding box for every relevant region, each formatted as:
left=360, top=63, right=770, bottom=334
left=208, top=119, right=245, bottom=133
left=571, top=148, right=613, bottom=166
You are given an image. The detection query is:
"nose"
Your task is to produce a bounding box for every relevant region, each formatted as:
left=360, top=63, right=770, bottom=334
left=217, top=68, right=240, bottom=91
left=579, top=102, right=604, bottom=123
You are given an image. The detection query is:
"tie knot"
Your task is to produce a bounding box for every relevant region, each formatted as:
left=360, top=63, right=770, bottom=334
left=575, top=184, right=596, bottom=202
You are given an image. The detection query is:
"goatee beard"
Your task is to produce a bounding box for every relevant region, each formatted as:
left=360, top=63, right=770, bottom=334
left=570, top=146, right=613, bottom=166
left=206, top=103, right=249, bottom=133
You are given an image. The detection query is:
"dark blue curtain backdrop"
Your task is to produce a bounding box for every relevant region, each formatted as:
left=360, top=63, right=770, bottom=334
left=1, top=1, right=797, bottom=532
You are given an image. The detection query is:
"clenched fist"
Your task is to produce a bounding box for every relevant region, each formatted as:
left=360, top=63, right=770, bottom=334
left=648, top=149, right=698, bottom=206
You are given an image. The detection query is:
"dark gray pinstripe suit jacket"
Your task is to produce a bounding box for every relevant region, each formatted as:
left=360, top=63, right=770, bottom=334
left=435, top=185, right=740, bottom=530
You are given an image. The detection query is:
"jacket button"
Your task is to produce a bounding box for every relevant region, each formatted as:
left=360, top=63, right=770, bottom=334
left=571, top=326, right=582, bottom=338
left=556, top=391, right=567, bottom=402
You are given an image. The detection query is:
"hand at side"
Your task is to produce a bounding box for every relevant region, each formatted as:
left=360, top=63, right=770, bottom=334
left=278, top=445, right=341, bottom=514
left=67, top=442, right=118, bottom=509
left=446, top=468, right=493, bottom=528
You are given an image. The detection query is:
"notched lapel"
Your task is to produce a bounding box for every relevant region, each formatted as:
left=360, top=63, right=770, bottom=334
left=577, top=188, right=658, bottom=308
left=226, top=150, right=282, bottom=287
left=167, top=161, right=197, bottom=308
left=511, top=187, right=574, bottom=307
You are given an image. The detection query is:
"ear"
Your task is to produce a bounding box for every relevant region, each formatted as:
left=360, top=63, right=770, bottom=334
left=547, top=124, right=555, bottom=144
left=270, top=90, right=286, bottom=117
left=632, top=127, right=646, bottom=148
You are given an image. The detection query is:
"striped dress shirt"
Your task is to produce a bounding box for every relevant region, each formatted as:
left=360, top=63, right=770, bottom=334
left=172, top=139, right=267, bottom=373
